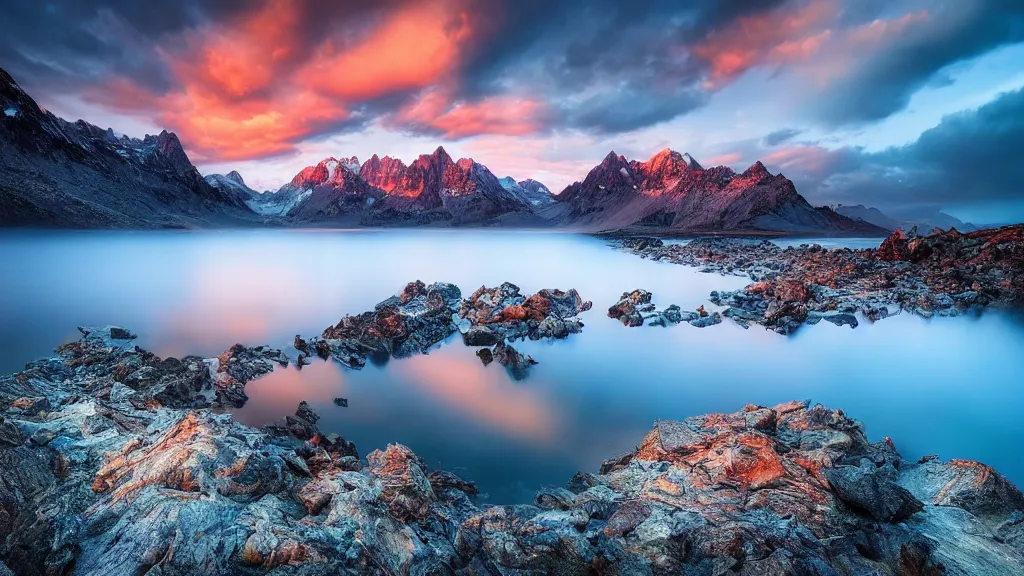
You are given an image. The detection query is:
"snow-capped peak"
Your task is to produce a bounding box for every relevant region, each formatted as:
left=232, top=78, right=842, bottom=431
left=682, top=153, right=703, bottom=170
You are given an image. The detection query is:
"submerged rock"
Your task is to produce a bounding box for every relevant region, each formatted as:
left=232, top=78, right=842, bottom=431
left=2, top=332, right=1024, bottom=574
left=490, top=342, right=537, bottom=380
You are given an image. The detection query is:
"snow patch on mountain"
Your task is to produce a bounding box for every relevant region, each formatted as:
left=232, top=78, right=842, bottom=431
left=247, top=189, right=311, bottom=216
left=325, top=159, right=339, bottom=180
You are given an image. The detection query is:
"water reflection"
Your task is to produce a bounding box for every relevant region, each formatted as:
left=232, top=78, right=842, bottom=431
left=1, top=229, right=1022, bottom=503
left=392, top=352, right=558, bottom=444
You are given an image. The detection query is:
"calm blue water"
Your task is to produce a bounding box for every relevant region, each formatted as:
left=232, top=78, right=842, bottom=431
left=1, top=229, right=1022, bottom=503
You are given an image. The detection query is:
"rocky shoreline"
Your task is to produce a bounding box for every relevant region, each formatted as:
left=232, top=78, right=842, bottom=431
left=613, top=225, right=1024, bottom=334
left=2, top=326, right=1023, bottom=574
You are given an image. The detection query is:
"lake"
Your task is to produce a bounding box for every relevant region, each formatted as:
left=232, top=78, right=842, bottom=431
left=1, top=229, right=1022, bottom=504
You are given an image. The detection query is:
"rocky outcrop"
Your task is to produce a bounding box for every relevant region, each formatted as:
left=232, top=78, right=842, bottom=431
left=455, top=282, right=592, bottom=342
left=307, top=280, right=463, bottom=369
left=3, top=335, right=1022, bottom=575
left=607, top=289, right=717, bottom=328
left=617, top=224, right=1024, bottom=334
left=300, top=281, right=591, bottom=376
left=557, top=149, right=886, bottom=235
left=0, top=66, right=257, bottom=229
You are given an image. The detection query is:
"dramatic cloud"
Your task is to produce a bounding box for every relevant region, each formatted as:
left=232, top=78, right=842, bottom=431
left=0, top=0, right=1022, bottom=220
left=757, top=87, right=1024, bottom=218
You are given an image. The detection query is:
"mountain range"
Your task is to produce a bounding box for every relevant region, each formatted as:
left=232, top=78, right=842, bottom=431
left=833, top=204, right=977, bottom=234
left=2, top=66, right=884, bottom=235
left=0, top=68, right=257, bottom=228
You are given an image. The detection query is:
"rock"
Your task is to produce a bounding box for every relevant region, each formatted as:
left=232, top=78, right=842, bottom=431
left=429, top=469, right=479, bottom=497
left=8, top=396, right=49, bottom=414
left=456, top=283, right=590, bottom=345
left=366, top=444, right=436, bottom=521
left=620, top=237, right=664, bottom=251
left=109, top=382, right=135, bottom=403
left=687, top=311, right=722, bottom=328
left=476, top=347, right=493, bottom=366
left=613, top=226, right=1024, bottom=334
left=29, top=427, right=56, bottom=446
left=607, top=289, right=653, bottom=327
left=825, top=464, right=924, bottom=522
left=609, top=289, right=688, bottom=328
left=265, top=401, right=321, bottom=441
left=463, top=325, right=502, bottom=346
left=108, top=326, right=135, bottom=340
left=4, top=327, right=1024, bottom=575
left=315, top=280, right=462, bottom=368
left=491, top=342, right=537, bottom=380
left=877, top=228, right=910, bottom=261
left=332, top=397, right=348, bottom=407
left=534, top=486, right=576, bottom=510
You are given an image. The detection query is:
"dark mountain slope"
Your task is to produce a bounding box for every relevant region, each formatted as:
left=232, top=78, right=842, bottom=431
left=0, top=67, right=256, bottom=228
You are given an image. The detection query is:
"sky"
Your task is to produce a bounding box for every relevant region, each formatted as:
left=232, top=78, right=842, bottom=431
left=2, top=0, right=1023, bottom=224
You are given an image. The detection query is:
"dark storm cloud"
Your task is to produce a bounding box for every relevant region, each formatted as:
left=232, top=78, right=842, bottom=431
left=0, top=0, right=245, bottom=93
left=812, top=0, right=1024, bottom=126
left=455, top=0, right=791, bottom=133
left=776, top=87, right=1024, bottom=217
left=1, top=0, right=1022, bottom=174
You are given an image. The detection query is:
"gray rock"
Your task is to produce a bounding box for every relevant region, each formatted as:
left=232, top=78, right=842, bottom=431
left=825, top=464, right=924, bottom=522
left=463, top=325, right=502, bottom=346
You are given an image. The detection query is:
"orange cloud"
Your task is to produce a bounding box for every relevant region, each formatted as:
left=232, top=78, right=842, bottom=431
left=81, top=0, right=523, bottom=162
left=693, top=1, right=931, bottom=90
left=693, top=0, right=837, bottom=88
left=705, top=152, right=743, bottom=166
left=396, top=88, right=546, bottom=139
left=299, top=2, right=473, bottom=101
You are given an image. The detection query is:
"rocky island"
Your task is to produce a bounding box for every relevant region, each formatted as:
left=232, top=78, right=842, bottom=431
left=297, top=280, right=591, bottom=381
left=613, top=225, right=1024, bottom=334
left=2, top=326, right=1023, bottom=574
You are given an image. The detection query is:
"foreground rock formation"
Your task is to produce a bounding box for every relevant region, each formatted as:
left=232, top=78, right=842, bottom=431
left=616, top=225, right=1024, bottom=334
left=2, top=329, right=1023, bottom=574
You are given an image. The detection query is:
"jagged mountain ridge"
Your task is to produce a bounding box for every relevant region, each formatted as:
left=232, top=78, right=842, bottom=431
left=557, top=149, right=886, bottom=234
left=262, top=147, right=539, bottom=225
left=0, top=66, right=257, bottom=228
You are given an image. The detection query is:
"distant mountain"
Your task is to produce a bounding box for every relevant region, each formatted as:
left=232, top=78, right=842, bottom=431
left=356, top=146, right=531, bottom=225
left=0, top=66, right=257, bottom=228
left=834, top=204, right=977, bottom=233
left=498, top=177, right=556, bottom=208
left=278, top=156, right=383, bottom=223
left=556, top=149, right=885, bottom=235
left=205, top=171, right=257, bottom=203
